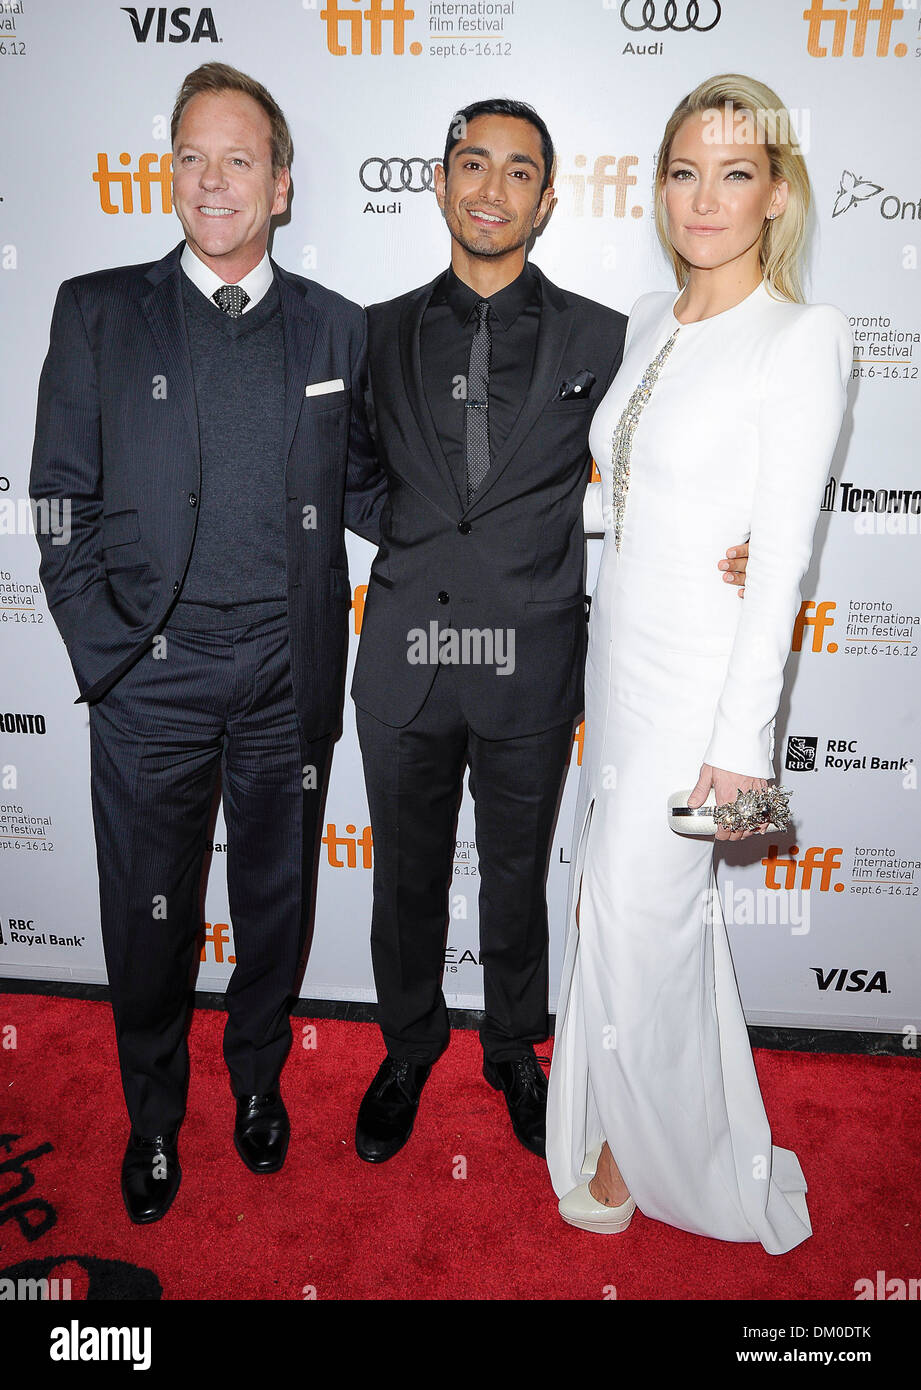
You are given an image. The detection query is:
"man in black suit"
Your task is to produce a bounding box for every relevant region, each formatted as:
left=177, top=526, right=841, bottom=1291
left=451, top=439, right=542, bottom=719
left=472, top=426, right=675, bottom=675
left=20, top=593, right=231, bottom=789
left=351, top=99, right=749, bottom=1162
left=30, top=63, right=385, bottom=1222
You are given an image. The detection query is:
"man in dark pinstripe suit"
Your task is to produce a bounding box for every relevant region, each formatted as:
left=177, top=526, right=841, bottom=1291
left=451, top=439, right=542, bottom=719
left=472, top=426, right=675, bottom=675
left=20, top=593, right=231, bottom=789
left=30, top=63, right=386, bottom=1223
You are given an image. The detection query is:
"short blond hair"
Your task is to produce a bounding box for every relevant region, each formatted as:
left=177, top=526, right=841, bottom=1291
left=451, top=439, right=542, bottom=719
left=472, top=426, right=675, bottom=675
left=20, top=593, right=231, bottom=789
left=171, top=62, right=293, bottom=175
left=653, top=73, right=810, bottom=303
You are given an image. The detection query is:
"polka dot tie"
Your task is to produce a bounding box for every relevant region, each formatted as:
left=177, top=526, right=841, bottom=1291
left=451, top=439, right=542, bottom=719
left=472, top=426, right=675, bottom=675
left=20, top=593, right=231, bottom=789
left=465, top=300, right=491, bottom=504
left=212, top=284, right=250, bottom=317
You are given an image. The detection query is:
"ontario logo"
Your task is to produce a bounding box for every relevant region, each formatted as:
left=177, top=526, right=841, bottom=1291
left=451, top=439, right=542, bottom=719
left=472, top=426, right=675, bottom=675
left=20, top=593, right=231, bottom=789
left=832, top=170, right=919, bottom=221
left=833, top=170, right=882, bottom=217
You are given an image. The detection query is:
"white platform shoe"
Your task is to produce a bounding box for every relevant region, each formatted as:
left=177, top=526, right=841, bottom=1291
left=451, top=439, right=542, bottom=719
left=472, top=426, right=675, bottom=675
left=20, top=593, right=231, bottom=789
left=558, top=1144, right=636, bottom=1234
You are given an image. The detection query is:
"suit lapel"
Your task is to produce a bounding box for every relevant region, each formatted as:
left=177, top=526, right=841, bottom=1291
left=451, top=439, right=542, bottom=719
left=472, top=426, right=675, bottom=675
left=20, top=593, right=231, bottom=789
left=465, top=266, right=575, bottom=515
left=140, top=243, right=200, bottom=454
left=398, top=281, right=465, bottom=512
left=275, top=264, right=320, bottom=463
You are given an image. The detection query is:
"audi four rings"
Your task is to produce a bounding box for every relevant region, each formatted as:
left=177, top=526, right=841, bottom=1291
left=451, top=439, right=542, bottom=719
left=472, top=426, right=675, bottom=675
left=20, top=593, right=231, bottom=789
left=359, top=158, right=440, bottom=193
left=620, top=1, right=721, bottom=31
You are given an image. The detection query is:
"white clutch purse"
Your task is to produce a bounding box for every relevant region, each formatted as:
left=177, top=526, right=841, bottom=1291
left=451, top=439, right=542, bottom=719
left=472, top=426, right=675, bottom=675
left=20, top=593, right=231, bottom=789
left=668, top=789, right=719, bottom=836
left=667, top=786, right=791, bottom=837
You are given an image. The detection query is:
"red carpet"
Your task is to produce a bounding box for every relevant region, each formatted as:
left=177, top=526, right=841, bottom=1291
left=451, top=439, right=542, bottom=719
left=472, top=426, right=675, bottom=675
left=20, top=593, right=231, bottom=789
left=1, top=993, right=918, bottom=1301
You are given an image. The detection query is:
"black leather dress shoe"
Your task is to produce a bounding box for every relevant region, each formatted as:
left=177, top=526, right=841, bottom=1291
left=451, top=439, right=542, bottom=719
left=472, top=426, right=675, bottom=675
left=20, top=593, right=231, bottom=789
left=121, top=1130, right=181, bottom=1224
left=355, top=1057, right=432, bottom=1163
left=233, top=1092, right=290, bottom=1173
left=483, top=1051, right=548, bottom=1157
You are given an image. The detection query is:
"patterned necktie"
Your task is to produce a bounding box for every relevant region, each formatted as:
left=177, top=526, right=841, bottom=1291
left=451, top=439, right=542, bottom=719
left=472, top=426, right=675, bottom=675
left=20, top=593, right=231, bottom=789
left=465, top=300, right=491, bottom=503
left=212, top=283, right=250, bottom=317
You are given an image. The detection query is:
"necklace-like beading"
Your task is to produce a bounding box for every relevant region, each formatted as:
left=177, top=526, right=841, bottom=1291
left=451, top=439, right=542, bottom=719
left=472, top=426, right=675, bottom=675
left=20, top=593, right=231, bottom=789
left=610, top=327, right=679, bottom=550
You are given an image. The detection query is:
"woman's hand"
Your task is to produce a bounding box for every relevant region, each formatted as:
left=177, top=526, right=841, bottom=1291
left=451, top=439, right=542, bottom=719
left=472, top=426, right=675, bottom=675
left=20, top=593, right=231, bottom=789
left=687, top=763, right=771, bottom=842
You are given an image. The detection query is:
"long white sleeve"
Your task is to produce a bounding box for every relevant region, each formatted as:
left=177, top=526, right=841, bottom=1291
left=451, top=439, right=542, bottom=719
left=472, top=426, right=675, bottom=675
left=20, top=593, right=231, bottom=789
left=702, top=304, right=852, bottom=777
left=583, top=479, right=604, bottom=534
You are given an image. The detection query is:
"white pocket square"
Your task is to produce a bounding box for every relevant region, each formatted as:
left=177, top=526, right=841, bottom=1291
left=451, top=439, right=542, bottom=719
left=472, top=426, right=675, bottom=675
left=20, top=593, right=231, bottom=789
left=304, top=378, right=345, bottom=397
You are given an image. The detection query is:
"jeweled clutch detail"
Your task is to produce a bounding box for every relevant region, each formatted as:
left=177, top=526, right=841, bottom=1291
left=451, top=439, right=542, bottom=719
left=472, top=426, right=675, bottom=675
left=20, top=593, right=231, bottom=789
left=611, top=327, right=679, bottom=551
left=714, top=785, right=792, bottom=833
left=668, top=785, right=792, bottom=836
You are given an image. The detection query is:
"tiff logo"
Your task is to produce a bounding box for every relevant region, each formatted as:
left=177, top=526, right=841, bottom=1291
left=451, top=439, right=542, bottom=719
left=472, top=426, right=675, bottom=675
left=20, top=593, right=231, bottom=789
left=200, top=923, right=234, bottom=965
left=803, top=0, right=908, bottom=57
left=556, top=156, right=642, bottom=219
left=322, top=823, right=373, bottom=868
left=762, top=845, right=845, bottom=892
left=792, top=600, right=837, bottom=653
left=93, top=154, right=173, bottom=214
left=320, top=0, right=421, bottom=55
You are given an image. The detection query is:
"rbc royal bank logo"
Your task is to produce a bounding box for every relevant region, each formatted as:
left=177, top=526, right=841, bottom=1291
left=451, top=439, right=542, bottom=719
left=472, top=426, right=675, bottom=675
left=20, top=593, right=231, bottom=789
left=785, top=735, right=818, bottom=772
left=320, top=0, right=422, bottom=55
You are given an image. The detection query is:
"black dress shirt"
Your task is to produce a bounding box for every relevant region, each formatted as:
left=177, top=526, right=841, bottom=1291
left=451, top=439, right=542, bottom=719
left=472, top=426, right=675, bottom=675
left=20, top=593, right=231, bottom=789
left=420, top=263, right=541, bottom=497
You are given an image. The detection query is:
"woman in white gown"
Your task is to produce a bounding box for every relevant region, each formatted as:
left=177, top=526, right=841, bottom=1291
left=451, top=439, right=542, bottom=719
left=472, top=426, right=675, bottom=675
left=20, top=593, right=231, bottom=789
left=545, top=75, right=851, bottom=1254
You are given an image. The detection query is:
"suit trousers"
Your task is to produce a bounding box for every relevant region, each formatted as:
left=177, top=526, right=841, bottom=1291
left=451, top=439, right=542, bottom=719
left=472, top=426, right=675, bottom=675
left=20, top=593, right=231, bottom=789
left=356, top=661, right=574, bottom=1064
left=88, top=609, right=331, bottom=1135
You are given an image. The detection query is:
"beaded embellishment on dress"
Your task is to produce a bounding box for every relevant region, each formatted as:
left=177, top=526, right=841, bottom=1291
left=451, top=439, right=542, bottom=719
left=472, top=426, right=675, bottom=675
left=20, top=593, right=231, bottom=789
left=611, top=328, right=679, bottom=550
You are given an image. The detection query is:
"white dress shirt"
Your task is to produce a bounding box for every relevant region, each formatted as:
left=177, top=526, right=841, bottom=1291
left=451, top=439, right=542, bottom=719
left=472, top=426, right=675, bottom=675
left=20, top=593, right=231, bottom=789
left=180, top=243, right=274, bottom=312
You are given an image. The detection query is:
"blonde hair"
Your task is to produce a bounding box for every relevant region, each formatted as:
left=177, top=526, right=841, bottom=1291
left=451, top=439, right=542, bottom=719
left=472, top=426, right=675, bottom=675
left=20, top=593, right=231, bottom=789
left=171, top=63, right=292, bottom=176
left=653, top=74, right=810, bottom=303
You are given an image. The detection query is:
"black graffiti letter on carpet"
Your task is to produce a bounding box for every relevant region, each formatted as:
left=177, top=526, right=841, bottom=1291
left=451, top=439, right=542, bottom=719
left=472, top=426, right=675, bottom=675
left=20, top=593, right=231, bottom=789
left=0, top=1133, right=56, bottom=1244
left=0, top=1254, right=162, bottom=1300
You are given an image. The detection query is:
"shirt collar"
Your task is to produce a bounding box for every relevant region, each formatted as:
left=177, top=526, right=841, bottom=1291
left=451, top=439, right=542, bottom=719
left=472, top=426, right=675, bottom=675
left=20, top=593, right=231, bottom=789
left=180, top=243, right=273, bottom=312
left=437, top=262, right=538, bottom=331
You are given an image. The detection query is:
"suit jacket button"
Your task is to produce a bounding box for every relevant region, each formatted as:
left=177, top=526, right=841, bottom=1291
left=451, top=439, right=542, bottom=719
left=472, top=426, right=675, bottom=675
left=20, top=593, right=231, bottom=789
left=188, top=492, right=198, bottom=507
left=437, top=591, right=449, bottom=604
left=173, top=581, right=180, bottom=593
left=457, top=521, right=471, bottom=534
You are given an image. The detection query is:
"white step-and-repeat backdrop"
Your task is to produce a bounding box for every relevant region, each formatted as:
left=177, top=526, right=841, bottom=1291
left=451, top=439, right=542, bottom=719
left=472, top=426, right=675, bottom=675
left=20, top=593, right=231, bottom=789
left=1, top=0, right=918, bottom=1034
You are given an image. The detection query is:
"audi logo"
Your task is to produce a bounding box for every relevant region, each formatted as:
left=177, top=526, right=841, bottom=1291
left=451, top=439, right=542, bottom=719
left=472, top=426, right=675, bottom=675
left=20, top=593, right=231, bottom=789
left=620, top=0, right=721, bottom=32
left=359, top=157, right=439, bottom=193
